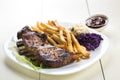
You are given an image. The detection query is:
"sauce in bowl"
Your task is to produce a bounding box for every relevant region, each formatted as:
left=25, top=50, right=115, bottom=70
left=86, top=14, right=108, bottom=31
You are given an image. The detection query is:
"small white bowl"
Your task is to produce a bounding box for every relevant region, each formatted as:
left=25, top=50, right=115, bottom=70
left=86, top=14, right=108, bottom=32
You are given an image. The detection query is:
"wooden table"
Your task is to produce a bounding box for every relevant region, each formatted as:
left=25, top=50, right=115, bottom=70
left=0, top=0, right=119, bottom=80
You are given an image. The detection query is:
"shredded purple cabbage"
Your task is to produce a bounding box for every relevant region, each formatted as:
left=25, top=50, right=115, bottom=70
left=76, top=33, right=103, bottom=51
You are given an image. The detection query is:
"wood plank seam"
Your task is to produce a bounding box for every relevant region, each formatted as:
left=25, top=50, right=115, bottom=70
left=85, top=0, right=106, bottom=80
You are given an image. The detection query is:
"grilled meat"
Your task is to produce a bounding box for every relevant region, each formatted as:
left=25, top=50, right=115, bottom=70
left=16, top=26, right=76, bottom=68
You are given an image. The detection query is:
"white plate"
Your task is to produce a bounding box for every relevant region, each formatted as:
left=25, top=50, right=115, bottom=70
left=4, top=23, right=109, bottom=75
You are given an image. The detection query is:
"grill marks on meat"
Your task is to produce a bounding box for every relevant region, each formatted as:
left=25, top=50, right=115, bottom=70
left=37, top=48, right=74, bottom=67
left=16, top=26, right=75, bottom=68
left=22, top=32, right=47, bottom=53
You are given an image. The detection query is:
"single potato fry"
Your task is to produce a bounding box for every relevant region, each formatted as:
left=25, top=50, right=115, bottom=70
left=65, top=29, right=73, bottom=52
left=73, top=44, right=78, bottom=53
left=59, top=29, right=66, bottom=43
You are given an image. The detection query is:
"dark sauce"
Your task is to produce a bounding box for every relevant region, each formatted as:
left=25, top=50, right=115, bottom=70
left=86, top=14, right=108, bottom=29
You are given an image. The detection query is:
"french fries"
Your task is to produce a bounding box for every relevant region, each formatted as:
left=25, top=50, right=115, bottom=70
left=31, top=20, right=90, bottom=60
left=47, top=36, right=57, bottom=46
left=51, top=34, right=66, bottom=44
left=31, top=26, right=43, bottom=33
left=40, top=22, right=58, bottom=31
left=71, top=33, right=90, bottom=58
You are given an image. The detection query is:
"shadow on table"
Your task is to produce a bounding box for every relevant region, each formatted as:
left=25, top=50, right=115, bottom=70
left=4, top=56, right=39, bottom=80
left=4, top=55, right=109, bottom=80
